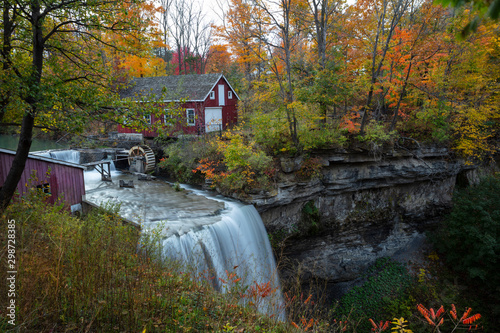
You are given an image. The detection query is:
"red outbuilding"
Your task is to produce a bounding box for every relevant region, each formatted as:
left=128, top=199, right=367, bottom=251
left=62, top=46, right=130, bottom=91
left=118, top=73, right=240, bottom=137
left=0, top=148, right=85, bottom=212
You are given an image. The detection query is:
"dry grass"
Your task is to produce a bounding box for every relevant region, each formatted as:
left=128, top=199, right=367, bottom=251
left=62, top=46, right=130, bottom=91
left=0, top=191, right=296, bottom=332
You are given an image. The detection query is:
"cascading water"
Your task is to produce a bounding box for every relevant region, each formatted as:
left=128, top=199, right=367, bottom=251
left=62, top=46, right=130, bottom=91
left=38, top=149, right=285, bottom=319
left=160, top=196, right=284, bottom=319
left=31, top=149, right=81, bottom=164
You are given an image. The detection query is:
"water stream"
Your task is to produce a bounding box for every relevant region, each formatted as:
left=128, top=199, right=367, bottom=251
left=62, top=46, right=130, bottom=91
left=34, top=149, right=285, bottom=319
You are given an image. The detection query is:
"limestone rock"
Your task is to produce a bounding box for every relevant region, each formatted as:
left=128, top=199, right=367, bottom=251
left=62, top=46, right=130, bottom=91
left=243, top=146, right=472, bottom=292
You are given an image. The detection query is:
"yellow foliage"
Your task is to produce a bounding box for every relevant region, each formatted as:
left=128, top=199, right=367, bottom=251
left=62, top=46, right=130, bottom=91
left=452, top=103, right=498, bottom=163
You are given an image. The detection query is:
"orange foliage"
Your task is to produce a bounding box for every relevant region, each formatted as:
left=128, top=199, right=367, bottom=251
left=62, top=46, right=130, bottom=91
left=340, top=113, right=361, bottom=134
left=205, top=44, right=233, bottom=74
left=418, top=304, right=482, bottom=331
left=369, top=319, right=390, bottom=332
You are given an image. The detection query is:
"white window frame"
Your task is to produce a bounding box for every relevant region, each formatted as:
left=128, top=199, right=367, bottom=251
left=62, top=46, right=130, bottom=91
left=210, top=91, right=215, bottom=99
left=163, top=109, right=173, bottom=125
left=228, top=91, right=233, bottom=99
left=144, top=114, right=151, bottom=124
left=186, top=109, right=195, bottom=126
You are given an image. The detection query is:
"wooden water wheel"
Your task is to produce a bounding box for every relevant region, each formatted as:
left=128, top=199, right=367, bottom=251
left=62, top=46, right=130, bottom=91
left=128, top=145, right=156, bottom=173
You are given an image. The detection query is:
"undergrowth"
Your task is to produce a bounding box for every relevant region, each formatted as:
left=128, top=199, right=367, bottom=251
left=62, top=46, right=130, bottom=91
left=0, top=190, right=291, bottom=332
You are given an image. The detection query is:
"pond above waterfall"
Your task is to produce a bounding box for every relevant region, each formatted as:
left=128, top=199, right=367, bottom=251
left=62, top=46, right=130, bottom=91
left=84, top=172, right=225, bottom=237
left=0, top=134, right=70, bottom=151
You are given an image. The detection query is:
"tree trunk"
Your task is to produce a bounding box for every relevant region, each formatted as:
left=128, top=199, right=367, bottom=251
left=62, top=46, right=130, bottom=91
left=390, top=61, right=412, bottom=131
left=0, top=0, right=15, bottom=125
left=0, top=114, right=35, bottom=211
left=0, top=0, right=43, bottom=212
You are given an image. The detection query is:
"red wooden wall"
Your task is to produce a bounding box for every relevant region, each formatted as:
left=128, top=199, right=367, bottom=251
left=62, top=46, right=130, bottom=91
left=0, top=150, right=85, bottom=207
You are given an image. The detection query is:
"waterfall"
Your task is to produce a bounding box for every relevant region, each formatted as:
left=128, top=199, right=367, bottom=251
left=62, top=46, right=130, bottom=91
left=160, top=200, right=284, bottom=319
left=54, top=148, right=285, bottom=320
left=32, top=149, right=81, bottom=164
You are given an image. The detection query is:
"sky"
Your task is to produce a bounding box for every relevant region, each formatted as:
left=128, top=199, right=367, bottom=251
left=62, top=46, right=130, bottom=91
left=201, top=0, right=226, bottom=26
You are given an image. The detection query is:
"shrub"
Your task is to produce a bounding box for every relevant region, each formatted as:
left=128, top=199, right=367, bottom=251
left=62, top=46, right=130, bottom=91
left=432, top=176, right=500, bottom=317
left=296, top=157, right=323, bottom=181
left=250, top=111, right=294, bottom=155
left=336, top=258, right=414, bottom=331
left=299, top=125, right=348, bottom=151
left=357, top=120, right=397, bottom=145
left=158, top=137, right=216, bottom=184
left=434, top=176, right=499, bottom=282
left=299, top=200, right=321, bottom=236
left=196, top=128, right=275, bottom=194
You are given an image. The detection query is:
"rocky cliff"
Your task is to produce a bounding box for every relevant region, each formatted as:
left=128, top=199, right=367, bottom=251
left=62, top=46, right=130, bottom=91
left=242, top=145, right=476, bottom=296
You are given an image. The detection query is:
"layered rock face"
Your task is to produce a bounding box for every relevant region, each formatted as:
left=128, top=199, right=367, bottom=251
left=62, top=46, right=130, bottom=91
left=244, top=146, right=475, bottom=293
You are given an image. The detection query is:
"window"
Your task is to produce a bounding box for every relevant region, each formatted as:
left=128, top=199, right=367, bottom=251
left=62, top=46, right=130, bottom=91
left=210, top=91, right=215, bottom=99
left=163, top=109, right=173, bottom=125
left=218, top=85, right=225, bottom=106
left=36, top=183, right=51, bottom=194
left=121, top=108, right=131, bottom=125
left=186, top=109, right=195, bottom=126
left=144, top=114, right=151, bottom=124
left=228, top=91, right=233, bottom=99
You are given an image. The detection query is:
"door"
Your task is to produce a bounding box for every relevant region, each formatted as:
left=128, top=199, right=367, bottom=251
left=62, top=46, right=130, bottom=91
left=205, top=107, right=223, bottom=133
left=218, top=84, right=225, bottom=106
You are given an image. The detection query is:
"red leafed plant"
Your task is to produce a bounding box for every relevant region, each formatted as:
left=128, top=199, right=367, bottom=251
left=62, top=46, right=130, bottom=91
left=340, top=113, right=361, bottom=134
left=291, top=317, right=316, bottom=331
left=449, top=304, right=482, bottom=332
left=369, top=318, right=390, bottom=332
left=417, top=304, right=482, bottom=333
left=417, top=304, right=445, bottom=328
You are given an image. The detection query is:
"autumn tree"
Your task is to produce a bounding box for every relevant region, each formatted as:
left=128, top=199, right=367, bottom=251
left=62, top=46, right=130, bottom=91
left=215, top=0, right=269, bottom=84
left=205, top=44, right=234, bottom=74
left=252, top=0, right=306, bottom=149
left=348, top=0, right=411, bottom=134
left=157, top=0, right=173, bottom=66
left=0, top=0, right=158, bottom=211
left=303, top=0, right=343, bottom=69
left=382, top=1, right=451, bottom=130
left=437, top=0, right=500, bottom=36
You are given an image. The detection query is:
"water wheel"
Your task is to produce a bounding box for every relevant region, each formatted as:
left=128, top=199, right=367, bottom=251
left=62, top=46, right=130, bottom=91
left=128, top=145, right=156, bottom=173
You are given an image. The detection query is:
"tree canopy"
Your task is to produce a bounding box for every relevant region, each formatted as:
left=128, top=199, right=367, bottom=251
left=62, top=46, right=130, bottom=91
left=1, top=0, right=499, bottom=210
left=0, top=0, right=160, bottom=211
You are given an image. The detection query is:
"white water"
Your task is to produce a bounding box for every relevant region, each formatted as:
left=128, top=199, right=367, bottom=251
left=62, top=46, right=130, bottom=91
left=160, top=195, right=284, bottom=319
left=45, top=149, right=284, bottom=319
left=31, top=149, right=81, bottom=164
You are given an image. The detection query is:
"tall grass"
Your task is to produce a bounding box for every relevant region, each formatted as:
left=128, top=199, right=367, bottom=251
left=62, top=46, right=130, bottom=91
left=0, top=190, right=292, bottom=332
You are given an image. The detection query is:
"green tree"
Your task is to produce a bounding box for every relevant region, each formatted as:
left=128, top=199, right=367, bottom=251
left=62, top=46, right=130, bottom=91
left=0, top=0, right=157, bottom=212
left=434, top=176, right=500, bottom=284
left=433, top=176, right=500, bottom=317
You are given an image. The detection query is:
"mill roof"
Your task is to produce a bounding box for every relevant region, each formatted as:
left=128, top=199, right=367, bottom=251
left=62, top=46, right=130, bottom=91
left=119, top=73, right=239, bottom=102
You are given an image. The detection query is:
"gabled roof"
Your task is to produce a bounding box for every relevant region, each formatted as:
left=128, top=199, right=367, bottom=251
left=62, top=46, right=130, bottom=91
left=120, top=73, right=240, bottom=102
